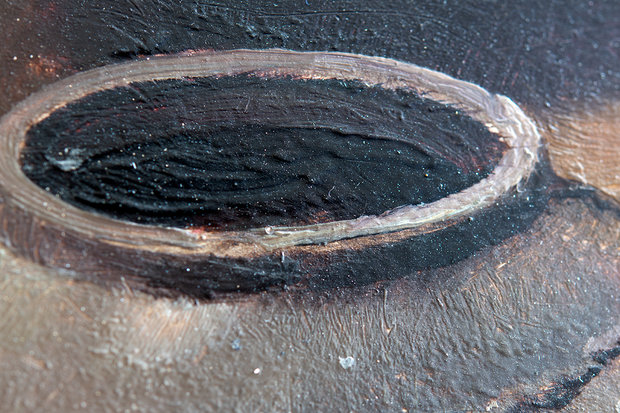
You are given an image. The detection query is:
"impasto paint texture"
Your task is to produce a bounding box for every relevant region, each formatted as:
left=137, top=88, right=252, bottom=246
left=0, top=1, right=618, bottom=411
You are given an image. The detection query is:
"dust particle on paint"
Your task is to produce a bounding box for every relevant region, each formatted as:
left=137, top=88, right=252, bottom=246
left=231, top=338, right=241, bottom=351
left=339, top=356, right=355, bottom=369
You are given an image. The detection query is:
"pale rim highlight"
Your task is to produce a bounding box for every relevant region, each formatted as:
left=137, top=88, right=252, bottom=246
left=0, top=49, right=540, bottom=256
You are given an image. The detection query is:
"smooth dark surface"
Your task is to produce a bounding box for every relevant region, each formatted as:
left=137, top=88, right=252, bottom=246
left=22, top=76, right=505, bottom=229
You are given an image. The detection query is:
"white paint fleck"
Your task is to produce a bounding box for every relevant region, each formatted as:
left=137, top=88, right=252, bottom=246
left=339, top=356, right=355, bottom=370
left=47, top=148, right=85, bottom=171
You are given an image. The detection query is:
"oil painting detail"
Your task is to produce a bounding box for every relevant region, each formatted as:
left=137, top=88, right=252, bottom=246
left=1, top=49, right=542, bottom=295
left=0, top=1, right=618, bottom=412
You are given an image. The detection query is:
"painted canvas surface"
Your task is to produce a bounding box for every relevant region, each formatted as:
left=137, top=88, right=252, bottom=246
left=0, top=1, right=618, bottom=411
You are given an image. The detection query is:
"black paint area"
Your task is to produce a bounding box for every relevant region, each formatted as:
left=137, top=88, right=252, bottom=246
left=21, top=76, right=505, bottom=230
left=125, top=160, right=556, bottom=298
left=59, top=0, right=620, bottom=108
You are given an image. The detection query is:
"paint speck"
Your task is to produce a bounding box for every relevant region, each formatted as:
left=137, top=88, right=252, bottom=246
left=231, top=338, right=241, bottom=351
left=486, top=399, right=499, bottom=411
left=339, top=356, right=355, bottom=369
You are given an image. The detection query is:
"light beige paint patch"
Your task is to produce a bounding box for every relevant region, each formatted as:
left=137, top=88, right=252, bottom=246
left=541, top=100, right=620, bottom=201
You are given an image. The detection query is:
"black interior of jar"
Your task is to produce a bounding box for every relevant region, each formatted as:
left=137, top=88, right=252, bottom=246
left=20, top=76, right=506, bottom=230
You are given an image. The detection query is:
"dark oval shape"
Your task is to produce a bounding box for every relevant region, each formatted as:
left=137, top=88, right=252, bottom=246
left=0, top=50, right=542, bottom=297
left=21, top=76, right=505, bottom=230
